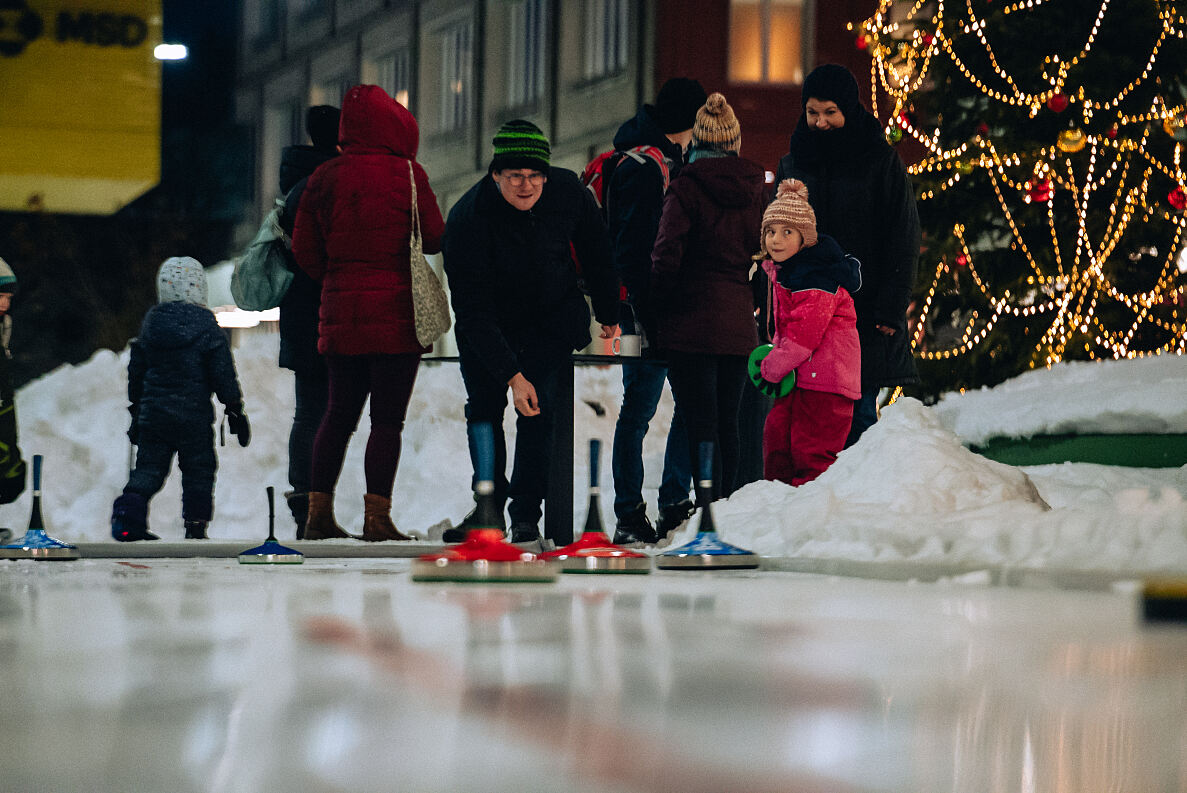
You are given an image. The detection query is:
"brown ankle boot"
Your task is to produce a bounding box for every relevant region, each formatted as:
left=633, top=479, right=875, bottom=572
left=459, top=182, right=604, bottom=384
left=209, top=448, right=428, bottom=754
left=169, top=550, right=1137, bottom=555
left=362, top=493, right=412, bottom=541
left=304, top=491, right=353, bottom=539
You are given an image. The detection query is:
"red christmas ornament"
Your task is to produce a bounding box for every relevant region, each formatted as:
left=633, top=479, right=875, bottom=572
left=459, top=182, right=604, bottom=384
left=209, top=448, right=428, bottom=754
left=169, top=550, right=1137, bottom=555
left=1168, top=186, right=1187, bottom=210
left=1025, top=178, right=1053, bottom=203
left=921, top=32, right=935, bottom=46
left=976, top=122, right=990, bottom=137
left=956, top=253, right=969, bottom=267
left=855, top=34, right=869, bottom=50
left=1046, top=93, right=1069, bottom=113
left=1106, top=125, right=1119, bottom=139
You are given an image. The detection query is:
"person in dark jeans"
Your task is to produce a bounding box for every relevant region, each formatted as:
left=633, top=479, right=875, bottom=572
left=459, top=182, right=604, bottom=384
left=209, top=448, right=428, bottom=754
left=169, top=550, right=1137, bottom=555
left=443, top=120, right=620, bottom=543
left=605, top=78, right=705, bottom=544
left=650, top=94, right=766, bottom=499
left=277, top=105, right=338, bottom=538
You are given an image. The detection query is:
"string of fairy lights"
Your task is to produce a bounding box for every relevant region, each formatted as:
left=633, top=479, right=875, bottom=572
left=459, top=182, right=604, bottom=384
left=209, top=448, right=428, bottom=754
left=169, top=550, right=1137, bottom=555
left=851, top=0, right=1187, bottom=368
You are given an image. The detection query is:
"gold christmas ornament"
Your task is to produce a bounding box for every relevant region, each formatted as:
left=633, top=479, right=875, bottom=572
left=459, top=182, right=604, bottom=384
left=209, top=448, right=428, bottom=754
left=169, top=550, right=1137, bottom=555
left=1056, top=127, right=1087, bottom=152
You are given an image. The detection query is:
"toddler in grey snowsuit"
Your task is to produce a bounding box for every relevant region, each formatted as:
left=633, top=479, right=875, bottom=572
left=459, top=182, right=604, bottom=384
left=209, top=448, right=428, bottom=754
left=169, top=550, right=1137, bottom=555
left=111, top=257, right=250, bottom=541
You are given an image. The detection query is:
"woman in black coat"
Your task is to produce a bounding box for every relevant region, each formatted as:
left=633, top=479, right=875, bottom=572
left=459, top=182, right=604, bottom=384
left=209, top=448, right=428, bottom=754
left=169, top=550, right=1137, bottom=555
left=775, top=64, right=921, bottom=446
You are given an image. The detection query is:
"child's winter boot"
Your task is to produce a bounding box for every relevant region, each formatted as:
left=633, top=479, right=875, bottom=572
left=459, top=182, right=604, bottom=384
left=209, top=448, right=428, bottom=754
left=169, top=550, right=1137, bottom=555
left=284, top=490, right=309, bottom=540
left=184, top=520, right=208, bottom=539
left=111, top=492, right=159, bottom=542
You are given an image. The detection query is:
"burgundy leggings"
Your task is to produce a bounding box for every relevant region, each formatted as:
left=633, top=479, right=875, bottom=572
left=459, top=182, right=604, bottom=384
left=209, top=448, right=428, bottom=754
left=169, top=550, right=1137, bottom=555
left=310, top=353, right=421, bottom=498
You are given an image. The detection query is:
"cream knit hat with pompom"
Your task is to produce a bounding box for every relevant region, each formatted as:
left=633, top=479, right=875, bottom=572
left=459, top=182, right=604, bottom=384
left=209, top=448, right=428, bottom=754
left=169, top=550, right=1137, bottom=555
left=761, top=179, right=818, bottom=252
left=692, top=92, right=741, bottom=152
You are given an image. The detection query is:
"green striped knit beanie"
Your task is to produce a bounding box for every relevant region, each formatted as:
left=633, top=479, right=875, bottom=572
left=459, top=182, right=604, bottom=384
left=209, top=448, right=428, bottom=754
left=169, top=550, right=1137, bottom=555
left=0, top=256, right=15, bottom=294
left=490, top=119, right=550, bottom=173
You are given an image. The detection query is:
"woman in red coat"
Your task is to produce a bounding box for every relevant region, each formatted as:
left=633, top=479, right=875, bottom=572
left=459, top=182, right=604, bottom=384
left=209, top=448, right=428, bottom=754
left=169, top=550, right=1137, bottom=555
left=292, top=84, right=445, bottom=541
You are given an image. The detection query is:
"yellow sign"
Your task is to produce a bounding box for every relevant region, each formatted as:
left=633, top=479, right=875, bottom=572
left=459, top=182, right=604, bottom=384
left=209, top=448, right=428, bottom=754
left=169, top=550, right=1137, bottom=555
left=0, top=1, right=161, bottom=214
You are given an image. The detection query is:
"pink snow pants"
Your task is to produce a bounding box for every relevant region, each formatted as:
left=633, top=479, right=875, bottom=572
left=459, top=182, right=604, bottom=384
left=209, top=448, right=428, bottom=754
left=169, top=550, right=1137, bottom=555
left=763, top=388, right=854, bottom=486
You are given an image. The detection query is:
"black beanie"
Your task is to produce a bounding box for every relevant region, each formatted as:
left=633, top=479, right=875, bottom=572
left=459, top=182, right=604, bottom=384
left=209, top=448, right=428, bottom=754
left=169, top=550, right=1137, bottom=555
left=306, top=105, right=341, bottom=151
left=654, top=77, right=708, bottom=134
left=801, top=64, right=862, bottom=119
left=489, top=119, right=551, bottom=173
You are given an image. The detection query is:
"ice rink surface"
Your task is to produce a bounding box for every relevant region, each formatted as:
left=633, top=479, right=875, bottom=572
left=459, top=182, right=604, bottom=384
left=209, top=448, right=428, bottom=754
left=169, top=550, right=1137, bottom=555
left=2, top=557, right=1185, bottom=793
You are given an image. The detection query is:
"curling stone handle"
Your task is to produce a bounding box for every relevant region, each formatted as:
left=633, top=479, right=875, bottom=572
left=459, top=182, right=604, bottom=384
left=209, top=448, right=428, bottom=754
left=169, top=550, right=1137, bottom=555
left=588, top=438, right=601, bottom=489
left=470, top=422, right=496, bottom=486
left=265, top=486, right=276, bottom=542
left=32, top=454, right=42, bottom=493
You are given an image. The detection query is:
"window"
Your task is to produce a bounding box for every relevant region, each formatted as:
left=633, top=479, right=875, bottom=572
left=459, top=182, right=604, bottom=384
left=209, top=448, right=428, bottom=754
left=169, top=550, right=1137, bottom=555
left=440, top=20, right=473, bottom=132
left=729, top=0, right=807, bottom=84
left=508, top=0, right=547, bottom=107
left=250, top=0, right=281, bottom=45
left=370, top=49, right=412, bottom=108
left=584, top=0, right=629, bottom=80
left=291, top=0, right=326, bottom=21
left=311, top=77, right=353, bottom=107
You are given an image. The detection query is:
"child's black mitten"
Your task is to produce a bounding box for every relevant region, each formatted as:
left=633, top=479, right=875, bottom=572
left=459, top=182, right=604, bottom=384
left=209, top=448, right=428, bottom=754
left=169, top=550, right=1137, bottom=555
left=226, top=405, right=251, bottom=448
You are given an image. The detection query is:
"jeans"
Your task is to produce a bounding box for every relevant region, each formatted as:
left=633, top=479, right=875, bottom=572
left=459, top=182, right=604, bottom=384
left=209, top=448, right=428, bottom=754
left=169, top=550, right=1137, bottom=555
left=460, top=341, right=568, bottom=527
left=288, top=371, right=328, bottom=495
left=611, top=359, right=691, bottom=518
left=845, top=388, right=880, bottom=448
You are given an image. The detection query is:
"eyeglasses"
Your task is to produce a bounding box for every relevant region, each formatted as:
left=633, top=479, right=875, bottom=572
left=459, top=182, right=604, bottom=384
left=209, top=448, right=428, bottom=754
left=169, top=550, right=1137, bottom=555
left=502, top=171, right=546, bottom=187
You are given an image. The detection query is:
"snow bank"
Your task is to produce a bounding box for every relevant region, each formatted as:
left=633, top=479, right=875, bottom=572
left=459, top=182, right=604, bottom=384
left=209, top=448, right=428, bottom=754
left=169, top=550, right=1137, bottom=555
left=8, top=332, right=1187, bottom=575
left=931, top=355, right=1187, bottom=444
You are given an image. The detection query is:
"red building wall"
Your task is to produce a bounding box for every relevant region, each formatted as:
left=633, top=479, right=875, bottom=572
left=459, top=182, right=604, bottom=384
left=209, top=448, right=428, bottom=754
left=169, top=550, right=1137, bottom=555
left=654, top=0, right=877, bottom=173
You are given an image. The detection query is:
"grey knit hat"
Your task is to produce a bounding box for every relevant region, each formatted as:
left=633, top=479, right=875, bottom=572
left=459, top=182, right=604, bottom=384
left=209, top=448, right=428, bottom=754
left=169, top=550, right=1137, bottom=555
left=157, top=256, right=208, bottom=307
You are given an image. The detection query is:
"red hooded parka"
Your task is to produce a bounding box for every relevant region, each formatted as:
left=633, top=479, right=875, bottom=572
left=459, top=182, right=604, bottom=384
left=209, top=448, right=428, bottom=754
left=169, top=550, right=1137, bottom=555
left=292, top=84, right=446, bottom=356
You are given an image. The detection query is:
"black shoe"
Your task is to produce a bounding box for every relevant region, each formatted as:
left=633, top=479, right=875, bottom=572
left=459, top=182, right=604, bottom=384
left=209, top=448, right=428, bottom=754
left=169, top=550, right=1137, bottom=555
left=285, top=490, right=309, bottom=540
left=184, top=520, right=208, bottom=540
left=443, top=505, right=506, bottom=542
left=613, top=505, right=658, bottom=545
left=507, top=521, right=540, bottom=544
left=656, top=499, right=696, bottom=539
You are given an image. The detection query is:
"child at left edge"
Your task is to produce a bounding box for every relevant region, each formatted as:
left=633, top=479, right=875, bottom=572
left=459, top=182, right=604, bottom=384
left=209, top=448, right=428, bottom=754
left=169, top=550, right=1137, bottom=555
left=111, top=257, right=251, bottom=541
left=0, top=256, right=28, bottom=544
left=757, top=179, right=862, bottom=485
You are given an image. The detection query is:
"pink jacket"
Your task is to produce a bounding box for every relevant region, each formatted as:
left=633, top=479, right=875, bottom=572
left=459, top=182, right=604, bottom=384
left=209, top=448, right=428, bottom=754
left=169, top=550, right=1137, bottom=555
left=761, top=258, right=861, bottom=400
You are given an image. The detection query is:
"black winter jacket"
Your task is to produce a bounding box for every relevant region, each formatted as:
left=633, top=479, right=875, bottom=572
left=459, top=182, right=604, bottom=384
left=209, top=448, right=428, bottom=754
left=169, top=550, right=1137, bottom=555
left=443, top=168, right=620, bottom=385
left=129, top=302, right=243, bottom=431
left=775, top=110, right=920, bottom=389
left=606, top=106, right=685, bottom=312
left=278, top=144, right=337, bottom=376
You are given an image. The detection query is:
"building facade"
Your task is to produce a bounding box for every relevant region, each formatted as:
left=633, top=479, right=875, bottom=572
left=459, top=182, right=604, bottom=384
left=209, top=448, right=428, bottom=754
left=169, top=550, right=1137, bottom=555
left=235, top=0, right=874, bottom=220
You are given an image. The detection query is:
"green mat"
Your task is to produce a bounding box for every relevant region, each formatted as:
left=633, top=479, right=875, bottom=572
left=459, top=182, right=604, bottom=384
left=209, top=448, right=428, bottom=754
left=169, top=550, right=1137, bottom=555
left=970, top=433, right=1187, bottom=468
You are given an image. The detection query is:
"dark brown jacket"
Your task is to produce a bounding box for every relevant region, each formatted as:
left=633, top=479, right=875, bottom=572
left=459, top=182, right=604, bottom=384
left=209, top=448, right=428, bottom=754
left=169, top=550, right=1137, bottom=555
left=650, top=153, right=766, bottom=356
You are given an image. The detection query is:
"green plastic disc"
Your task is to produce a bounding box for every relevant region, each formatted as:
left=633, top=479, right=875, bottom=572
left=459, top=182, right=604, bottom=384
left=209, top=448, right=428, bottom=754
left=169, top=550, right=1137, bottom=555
left=747, top=344, right=795, bottom=398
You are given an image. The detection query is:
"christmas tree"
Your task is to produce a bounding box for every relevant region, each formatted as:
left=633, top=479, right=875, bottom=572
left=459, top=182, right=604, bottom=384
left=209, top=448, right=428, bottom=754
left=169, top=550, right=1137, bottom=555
left=855, top=0, right=1187, bottom=399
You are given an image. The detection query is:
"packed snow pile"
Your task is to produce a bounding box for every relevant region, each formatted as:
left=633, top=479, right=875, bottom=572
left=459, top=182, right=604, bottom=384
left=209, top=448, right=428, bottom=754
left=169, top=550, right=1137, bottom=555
left=931, top=355, right=1187, bottom=444
left=8, top=331, right=1187, bottom=575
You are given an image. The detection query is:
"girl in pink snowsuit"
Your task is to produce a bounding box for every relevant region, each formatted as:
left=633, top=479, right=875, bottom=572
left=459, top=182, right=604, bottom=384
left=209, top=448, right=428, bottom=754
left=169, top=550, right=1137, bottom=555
left=758, top=179, right=862, bottom=485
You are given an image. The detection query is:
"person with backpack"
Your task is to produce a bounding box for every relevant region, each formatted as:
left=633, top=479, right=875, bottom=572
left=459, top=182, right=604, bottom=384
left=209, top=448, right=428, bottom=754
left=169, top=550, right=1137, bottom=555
left=602, top=77, right=706, bottom=545
left=292, top=85, right=445, bottom=542
left=651, top=93, right=767, bottom=501
left=442, top=119, right=620, bottom=544
left=276, top=105, right=339, bottom=538
left=774, top=64, right=921, bottom=447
